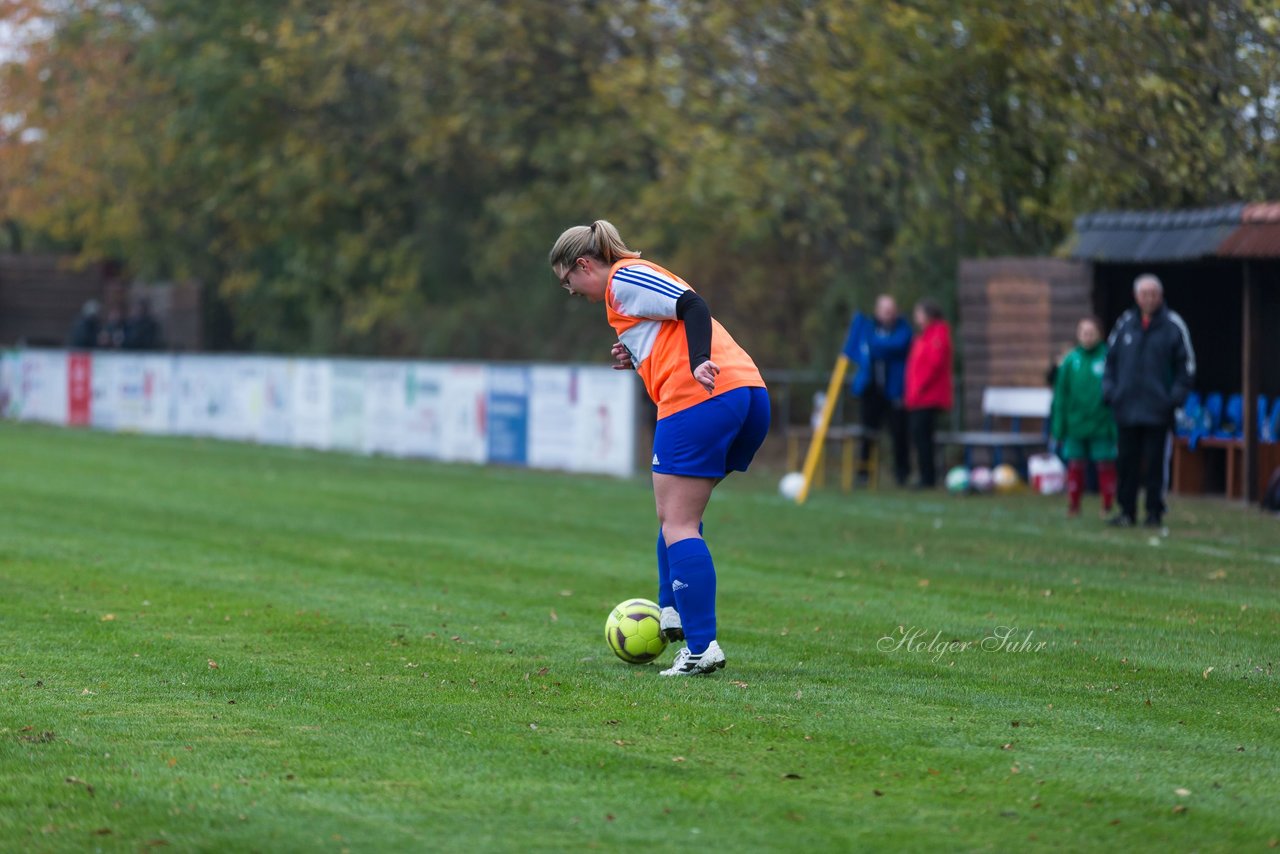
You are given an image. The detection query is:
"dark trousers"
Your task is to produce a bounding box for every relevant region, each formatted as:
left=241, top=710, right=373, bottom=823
left=1116, top=423, right=1169, bottom=520
left=908, top=407, right=940, bottom=487
left=859, top=384, right=910, bottom=485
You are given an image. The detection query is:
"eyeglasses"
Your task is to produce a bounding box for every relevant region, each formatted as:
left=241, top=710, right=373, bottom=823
left=560, top=263, right=578, bottom=289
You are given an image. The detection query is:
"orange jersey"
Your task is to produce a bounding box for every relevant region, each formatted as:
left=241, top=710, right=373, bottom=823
left=605, top=259, right=765, bottom=419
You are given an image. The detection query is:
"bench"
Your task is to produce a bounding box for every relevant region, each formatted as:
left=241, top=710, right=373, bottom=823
left=784, top=422, right=880, bottom=492
left=784, top=386, right=1052, bottom=490
left=937, top=387, right=1052, bottom=468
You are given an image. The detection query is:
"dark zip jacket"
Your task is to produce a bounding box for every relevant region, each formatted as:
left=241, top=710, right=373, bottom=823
left=1102, top=305, right=1196, bottom=427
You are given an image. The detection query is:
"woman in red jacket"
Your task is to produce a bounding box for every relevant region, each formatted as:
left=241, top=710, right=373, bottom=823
left=904, top=299, right=953, bottom=488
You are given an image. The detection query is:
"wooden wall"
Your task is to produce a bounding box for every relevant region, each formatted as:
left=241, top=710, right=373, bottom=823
left=957, top=258, right=1092, bottom=429
left=0, top=254, right=104, bottom=347
left=0, top=254, right=203, bottom=350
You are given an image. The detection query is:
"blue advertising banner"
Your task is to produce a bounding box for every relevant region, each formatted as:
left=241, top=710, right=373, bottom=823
left=486, top=365, right=529, bottom=466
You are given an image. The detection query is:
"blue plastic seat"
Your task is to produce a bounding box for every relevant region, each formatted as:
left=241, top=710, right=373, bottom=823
left=1190, top=392, right=1223, bottom=449
left=1267, top=398, right=1280, bottom=444
left=1176, top=392, right=1201, bottom=437
left=1216, top=393, right=1243, bottom=438
left=1258, top=395, right=1271, bottom=442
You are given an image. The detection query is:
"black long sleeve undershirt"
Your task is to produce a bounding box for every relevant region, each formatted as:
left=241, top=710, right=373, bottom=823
left=676, top=290, right=712, bottom=375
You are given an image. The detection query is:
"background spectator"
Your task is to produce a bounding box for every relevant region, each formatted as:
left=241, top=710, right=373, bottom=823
left=841, top=294, right=913, bottom=485
left=1102, top=273, right=1195, bottom=528
left=904, top=298, right=953, bottom=488
left=68, top=300, right=101, bottom=349
left=124, top=297, right=163, bottom=350
left=1051, top=316, right=1117, bottom=518
left=98, top=306, right=127, bottom=349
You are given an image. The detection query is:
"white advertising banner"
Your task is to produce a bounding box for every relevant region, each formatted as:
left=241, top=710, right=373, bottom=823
left=0, top=350, right=19, bottom=418
left=400, top=362, right=446, bottom=459
left=171, top=355, right=233, bottom=438
left=17, top=350, right=69, bottom=425
left=439, top=364, right=487, bottom=464
left=257, top=358, right=294, bottom=446
left=362, top=361, right=407, bottom=456
left=573, top=367, right=637, bottom=477
left=328, top=361, right=366, bottom=454
left=88, top=353, right=173, bottom=434
left=528, top=365, right=578, bottom=472
left=291, top=359, right=331, bottom=450
left=5, top=350, right=636, bottom=477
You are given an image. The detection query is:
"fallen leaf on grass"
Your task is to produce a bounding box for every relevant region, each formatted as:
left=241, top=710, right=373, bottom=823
left=1174, top=787, right=1190, bottom=797
left=93, top=828, right=112, bottom=835
left=873, top=789, right=884, bottom=797
left=1207, top=569, right=1226, bottom=580
left=208, top=660, right=219, bottom=670
left=101, top=614, right=116, bottom=622
left=613, top=740, right=628, bottom=747
left=1001, top=743, right=1014, bottom=751
left=65, top=777, right=95, bottom=797
left=671, top=756, right=686, bottom=762
left=1172, top=804, right=1187, bottom=815
left=1203, top=667, right=1214, bottom=679
left=80, top=689, right=95, bottom=696
left=730, top=681, right=749, bottom=688
left=549, top=610, right=558, bottom=623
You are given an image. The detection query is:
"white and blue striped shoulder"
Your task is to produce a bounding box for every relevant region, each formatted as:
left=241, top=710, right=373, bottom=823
left=610, top=264, right=689, bottom=320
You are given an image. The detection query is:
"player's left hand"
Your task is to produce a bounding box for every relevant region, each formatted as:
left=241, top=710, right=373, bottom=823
left=693, top=360, right=719, bottom=394
left=610, top=342, right=634, bottom=370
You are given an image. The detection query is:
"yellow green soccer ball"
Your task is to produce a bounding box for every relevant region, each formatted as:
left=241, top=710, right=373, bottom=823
left=604, top=598, right=667, bottom=664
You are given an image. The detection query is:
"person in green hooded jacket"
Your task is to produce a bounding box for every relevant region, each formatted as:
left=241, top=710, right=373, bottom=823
left=1051, top=317, right=1118, bottom=517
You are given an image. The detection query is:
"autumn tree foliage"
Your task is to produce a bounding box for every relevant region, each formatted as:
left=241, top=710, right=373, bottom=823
left=2, top=0, right=1278, bottom=362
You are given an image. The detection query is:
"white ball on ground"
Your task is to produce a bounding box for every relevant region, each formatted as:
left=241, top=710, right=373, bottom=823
left=779, top=471, right=806, bottom=501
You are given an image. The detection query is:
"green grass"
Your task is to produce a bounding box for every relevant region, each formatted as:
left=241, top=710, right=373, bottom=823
left=1, top=422, right=1278, bottom=852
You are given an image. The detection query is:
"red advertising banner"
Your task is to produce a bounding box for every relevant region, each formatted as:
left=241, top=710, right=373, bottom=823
left=67, top=353, right=92, bottom=426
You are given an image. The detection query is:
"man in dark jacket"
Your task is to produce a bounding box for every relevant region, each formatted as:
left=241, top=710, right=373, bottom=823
left=68, top=300, right=101, bottom=349
left=1102, top=274, right=1195, bottom=528
left=124, top=297, right=163, bottom=350
left=842, top=295, right=913, bottom=485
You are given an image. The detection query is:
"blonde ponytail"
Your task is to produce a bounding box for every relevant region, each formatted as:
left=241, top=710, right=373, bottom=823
left=548, top=219, right=640, bottom=271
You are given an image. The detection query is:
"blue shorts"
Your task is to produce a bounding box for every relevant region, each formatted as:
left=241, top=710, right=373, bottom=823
left=652, top=386, right=771, bottom=478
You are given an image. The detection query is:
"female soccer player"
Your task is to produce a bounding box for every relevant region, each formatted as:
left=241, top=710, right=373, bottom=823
left=1050, top=316, right=1117, bottom=518
left=549, top=221, right=769, bottom=676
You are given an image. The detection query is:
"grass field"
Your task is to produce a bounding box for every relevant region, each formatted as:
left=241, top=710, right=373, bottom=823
left=1, top=422, right=1278, bottom=852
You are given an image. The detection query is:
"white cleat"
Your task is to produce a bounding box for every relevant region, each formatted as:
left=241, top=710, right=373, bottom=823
left=659, top=640, right=726, bottom=676
left=659, top=607, right=684, bottom=642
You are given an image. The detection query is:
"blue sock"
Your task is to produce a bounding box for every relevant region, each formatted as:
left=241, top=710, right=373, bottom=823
left=656, top=529, right=674, bottom=609
left=657, top=523, right=702, bottom=611
left=667, top=537, right=716, bottom=654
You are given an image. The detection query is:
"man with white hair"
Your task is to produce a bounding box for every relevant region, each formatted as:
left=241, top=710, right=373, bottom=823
left=1102, top=273, right=1196, bottom=528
